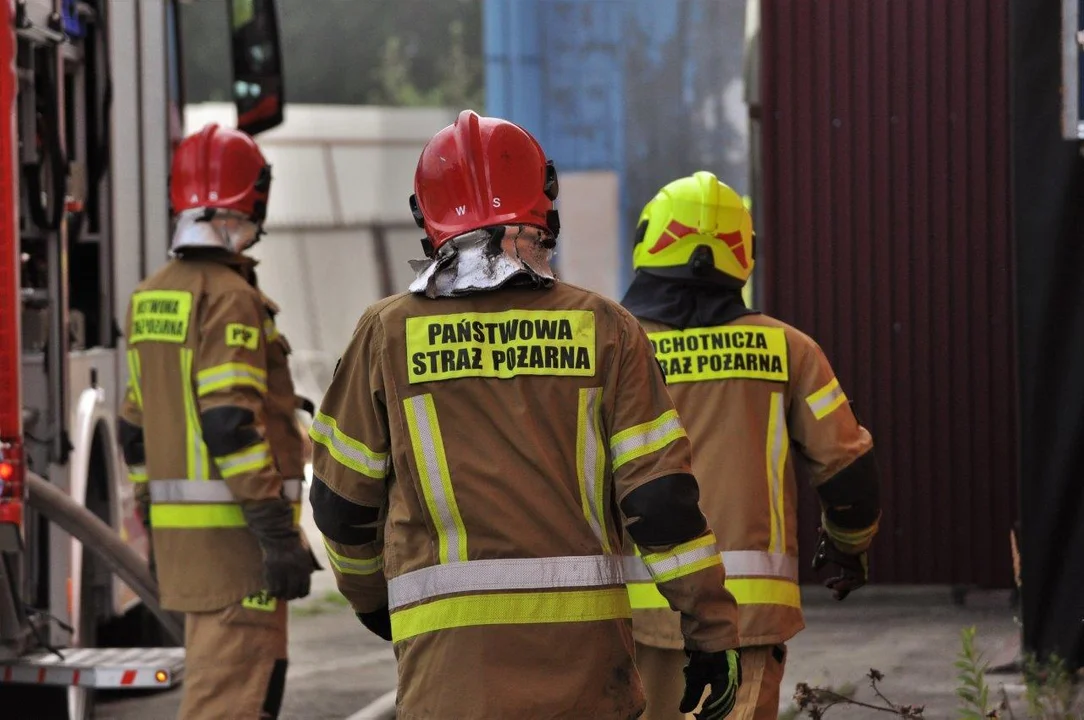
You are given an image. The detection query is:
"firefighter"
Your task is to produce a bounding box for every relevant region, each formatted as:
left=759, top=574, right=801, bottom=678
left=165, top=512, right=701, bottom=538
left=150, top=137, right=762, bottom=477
left=308, top=110, right=742, bottom=719
left=117, top=123, right=317, bottom=720
left=620, top=172, right=882, bottom=720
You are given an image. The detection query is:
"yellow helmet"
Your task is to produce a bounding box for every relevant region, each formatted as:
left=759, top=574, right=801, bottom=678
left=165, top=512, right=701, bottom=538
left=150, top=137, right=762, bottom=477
left=632, top=171, right=755, bottom=285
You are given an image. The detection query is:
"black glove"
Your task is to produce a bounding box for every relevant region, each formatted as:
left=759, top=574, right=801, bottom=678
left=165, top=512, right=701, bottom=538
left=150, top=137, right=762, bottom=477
left=295, top=395, right=316, bottom=418
left=357, top=606, right=392, bottom=641
left=136, top=494, right=157, bottom=581
left=811, top=527, right=868, bottom=600
left=680, top=649, right=741, bottom=719
left=242, top=498, right=315, bottom=601
left=137, top=492, right=152, bottom=533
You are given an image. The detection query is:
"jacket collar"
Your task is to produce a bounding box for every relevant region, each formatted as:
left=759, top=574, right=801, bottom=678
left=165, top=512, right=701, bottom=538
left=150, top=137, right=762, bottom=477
left=173, top=247, right=259, bottom=285
left=620, top=272, right=759, bottom=329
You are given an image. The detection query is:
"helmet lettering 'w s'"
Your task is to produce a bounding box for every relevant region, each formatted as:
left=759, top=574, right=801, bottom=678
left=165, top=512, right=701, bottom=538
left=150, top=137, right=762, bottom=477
left=632, top=171, right=755, bottom=285
left=409, top=110, right=561, bottom=252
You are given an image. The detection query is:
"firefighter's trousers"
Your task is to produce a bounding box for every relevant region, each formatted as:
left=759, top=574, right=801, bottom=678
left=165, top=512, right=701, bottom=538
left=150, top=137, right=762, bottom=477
left=178, top=597, right=289, bottom=720
left=635, top=642, right=788, bottom=720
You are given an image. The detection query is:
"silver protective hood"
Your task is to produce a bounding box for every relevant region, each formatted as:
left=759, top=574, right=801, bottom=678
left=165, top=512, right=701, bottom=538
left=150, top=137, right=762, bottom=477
left=408, top=227, right=556, bottom=299
left=170, top=208, right=261, bottom=254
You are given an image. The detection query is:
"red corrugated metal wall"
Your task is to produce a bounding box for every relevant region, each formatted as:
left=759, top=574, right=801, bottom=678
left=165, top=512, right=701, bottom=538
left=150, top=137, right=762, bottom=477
left=759, top=0, right=1016, bottom=587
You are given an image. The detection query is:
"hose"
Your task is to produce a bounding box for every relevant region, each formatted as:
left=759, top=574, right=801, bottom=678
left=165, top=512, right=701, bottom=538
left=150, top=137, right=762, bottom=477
left=24, top=473, right=184, bottom=644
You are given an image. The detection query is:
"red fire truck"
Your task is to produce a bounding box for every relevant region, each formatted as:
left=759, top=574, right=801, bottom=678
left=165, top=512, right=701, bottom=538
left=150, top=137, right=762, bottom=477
left=0, top=1, right=284, bottom=717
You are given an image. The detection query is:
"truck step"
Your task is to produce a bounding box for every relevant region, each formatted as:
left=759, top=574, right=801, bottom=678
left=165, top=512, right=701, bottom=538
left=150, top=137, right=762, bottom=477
left=0, top=646, right=184, bottom=689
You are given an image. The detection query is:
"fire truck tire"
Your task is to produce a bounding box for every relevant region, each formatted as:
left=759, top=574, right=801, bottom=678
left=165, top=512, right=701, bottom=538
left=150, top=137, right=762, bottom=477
left=25, top=473, right=184, bottom=644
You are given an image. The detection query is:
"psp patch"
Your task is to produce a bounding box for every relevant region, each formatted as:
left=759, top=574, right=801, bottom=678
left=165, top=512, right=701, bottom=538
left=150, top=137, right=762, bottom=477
left=649, top=325, right=789, bottom=384
left=226, top=323, right=260, bottom=350
left=405, top=310, right=596, bottom=383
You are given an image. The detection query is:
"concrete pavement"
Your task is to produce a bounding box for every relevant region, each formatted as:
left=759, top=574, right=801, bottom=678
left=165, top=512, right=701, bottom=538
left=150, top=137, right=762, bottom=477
left=97, top=586, right=1022, bottom=719
left=779, top=587, right=1022, bottom=719
left=96, top=475, right=1027, bottom=719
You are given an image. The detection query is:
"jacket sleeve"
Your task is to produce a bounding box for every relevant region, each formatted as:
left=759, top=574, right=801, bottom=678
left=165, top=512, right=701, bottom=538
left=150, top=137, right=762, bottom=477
left=308, top=309, right=391, bottom=613
left=118, top=299, right=148, bottom=505
left=195, top=289, right=284, bottom=504
left=788, top=335, right=881, bottom=554
left=608, top=314, right=740, bottom=653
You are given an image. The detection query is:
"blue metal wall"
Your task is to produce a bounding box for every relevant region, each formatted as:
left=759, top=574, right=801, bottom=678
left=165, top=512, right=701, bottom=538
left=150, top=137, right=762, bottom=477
left=484, top=0, right=750, bottom=286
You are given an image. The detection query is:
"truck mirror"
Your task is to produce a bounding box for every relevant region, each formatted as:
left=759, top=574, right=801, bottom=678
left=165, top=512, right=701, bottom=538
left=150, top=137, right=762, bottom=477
left=227, top=0, right=284, bottom=136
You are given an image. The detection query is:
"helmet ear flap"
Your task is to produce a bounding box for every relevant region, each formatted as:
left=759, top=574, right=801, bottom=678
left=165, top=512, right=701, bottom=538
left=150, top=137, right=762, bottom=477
left=409, top=194, right=426, bottom=229
left=543, top=162, right=560, bottom=242
left=546, top=209, right=560, bottom=242
left=543, top=161, right=559, bottom=201
left=254, top=164, right=272, bottom=194
left=411, top=193, right=437, bottom=258
left=251, top=166, right=272, bottom=223
left=633, top=219, right=649, bottom=248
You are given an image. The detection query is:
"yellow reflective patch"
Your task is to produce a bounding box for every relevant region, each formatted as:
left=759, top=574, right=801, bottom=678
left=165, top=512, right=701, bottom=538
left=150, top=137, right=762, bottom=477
left=766, top=392, right=788, bottom=553
left=215, top=441, right=272, bottom=479
left=390, top=588, right=630, bottom=641
left=641, top=533, right=717, bottom=567
left=180, top=348, right=211, bottom=481
left=405, top=310, right=596, bottom=384
left=225, top=323, right=260, bottom=350
left=309, top=412, right=388, bottom=479
left=648, top=325, right=788, bottom=384
left=627, top=581, right=672, bottom=610
left=610, top=409, right=686, bottom=471
left=806, top=377, right=847, bottom=420
left=403, top=394, right=467, bottom=564
left=126, top=349, right=143, bottom=410
left=628, top=577, right=802, bottom=610
left=323, top=539, right=384, bottom=576
left=196, top=362, right=268, bottom=397
left=130, top=291, right=192, bottom=344
left=726, top=578, right=802, bottom=608
left=241, top=590, right=278, bottom=612
left=150, top=502, right=301, bottom=528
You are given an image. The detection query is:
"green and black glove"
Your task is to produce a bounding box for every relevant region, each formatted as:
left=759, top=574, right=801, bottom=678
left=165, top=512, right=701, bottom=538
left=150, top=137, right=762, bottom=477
left=679, top=648, right=741, bottom=719
left=811, top=527, right=868, bottom=600
left=242, top=498, right=315, bottom=601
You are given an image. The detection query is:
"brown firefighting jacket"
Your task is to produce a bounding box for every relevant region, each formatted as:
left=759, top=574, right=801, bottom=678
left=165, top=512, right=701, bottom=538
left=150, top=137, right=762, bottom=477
left=628, top=314, right=879, bottom=649
left=118, top=252, right=306, bottom=612
left=310, top=282, right=741, bottom=720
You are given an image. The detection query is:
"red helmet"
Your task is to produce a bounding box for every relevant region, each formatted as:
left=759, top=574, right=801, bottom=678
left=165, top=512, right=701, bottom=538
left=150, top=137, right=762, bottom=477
left=169, top=123, right=271, bottom=222
left=409, top=110, right=560, bottom=252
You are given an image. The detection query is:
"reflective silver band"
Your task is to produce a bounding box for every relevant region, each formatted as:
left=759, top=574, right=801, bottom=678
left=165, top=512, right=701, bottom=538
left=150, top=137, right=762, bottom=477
left=387, top=554, right=625, bottom=610
left=149, top=478, right=303, bottom=503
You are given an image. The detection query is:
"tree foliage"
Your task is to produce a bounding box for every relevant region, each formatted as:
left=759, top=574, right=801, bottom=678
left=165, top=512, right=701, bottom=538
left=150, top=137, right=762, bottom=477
left=180, top=0, right=484, bottom=108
